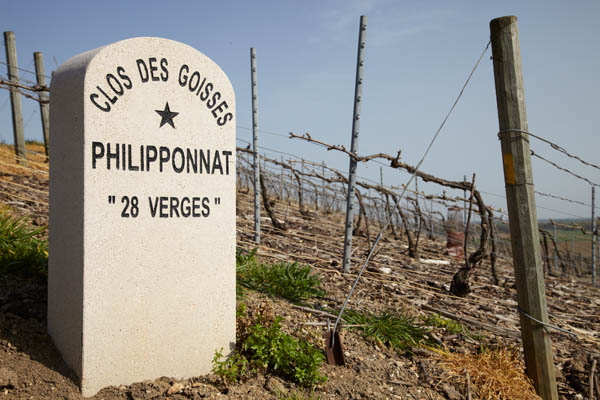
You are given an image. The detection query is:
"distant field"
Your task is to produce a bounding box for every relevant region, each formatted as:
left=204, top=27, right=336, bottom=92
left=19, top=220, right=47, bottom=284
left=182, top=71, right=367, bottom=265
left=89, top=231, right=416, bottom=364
left=538, top=220, right=594, bottom=258
left=493, top=218, right=595, bottom=262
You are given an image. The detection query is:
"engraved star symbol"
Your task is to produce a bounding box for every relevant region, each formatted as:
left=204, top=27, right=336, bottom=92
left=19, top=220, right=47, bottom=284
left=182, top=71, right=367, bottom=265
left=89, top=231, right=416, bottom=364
left=155, top=102, right=179, bottom=128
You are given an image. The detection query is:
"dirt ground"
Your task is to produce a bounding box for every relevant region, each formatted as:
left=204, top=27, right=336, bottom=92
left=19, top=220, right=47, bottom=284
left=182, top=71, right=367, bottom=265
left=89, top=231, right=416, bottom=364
left=0, top=143, right=599, bottom=399
left=0, top=273, right=468, bottom=400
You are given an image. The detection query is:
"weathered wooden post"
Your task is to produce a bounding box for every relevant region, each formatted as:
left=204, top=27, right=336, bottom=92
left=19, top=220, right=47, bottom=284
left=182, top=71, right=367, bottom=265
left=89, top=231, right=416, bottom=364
left=250, top=47, right=260, bottom=244
left=380, top=167, right=389, bottom=232
left=301, top=158, right=306, bottom=208
left=280, top=155, right=284, bottom=199
left=463, top=174, right=467, bottom=224
left=553, top=222, right=558, bottom=272
left=322, top=161, right=327, bottom=210
left=33, top=52, right=50, bottom=158
left=314, top=179, right=319, bottom=212
left=596, top=216, right=599, bottom=285
left=342, top=15, right=367, bottom=273
left=490, top=16, right=558, bottom=399
left=241, top=151, right=248, bottom=189
left=592, top=186, right=596, bottom=286
left=3, top=31, right=26, bottom=162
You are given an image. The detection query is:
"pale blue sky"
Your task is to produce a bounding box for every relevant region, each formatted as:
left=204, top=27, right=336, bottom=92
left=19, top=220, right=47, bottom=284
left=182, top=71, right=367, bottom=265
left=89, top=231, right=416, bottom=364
left=2, top=0, right=599, bottom=220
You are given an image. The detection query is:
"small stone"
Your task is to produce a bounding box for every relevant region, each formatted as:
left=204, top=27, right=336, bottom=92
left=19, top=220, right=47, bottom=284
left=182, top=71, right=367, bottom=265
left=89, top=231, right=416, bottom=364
left=265, top=378, right=287, bottom=395
left=166, top=382, right=185, bottom=395
left=442, top=384, right=462, bottom=400
left=428, top=332, right=443, bottom=346
left=378, top=267, right=392, bottom=274
left=0, top=367, right=18, bottom=388
left=412, top=347, right=435, bottom=358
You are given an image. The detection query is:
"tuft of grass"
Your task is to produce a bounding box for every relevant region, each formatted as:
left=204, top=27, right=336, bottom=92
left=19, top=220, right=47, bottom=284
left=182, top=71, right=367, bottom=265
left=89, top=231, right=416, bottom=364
left=342, top=308, right=428, bottom=352
left=423, top=313, right=483, bottom=341
left=0, top=210, right=47, bottom=280
left=278, top=389, right=321, bottom=400
left=236, top=249, right=324, bottom=303
left=424, top=313, right=468, bottom=335
left=237, top=247, right=259, bottom=268
left=213, top=303, right=326, bottom=388
left=437, top=346, right=540, bottom=400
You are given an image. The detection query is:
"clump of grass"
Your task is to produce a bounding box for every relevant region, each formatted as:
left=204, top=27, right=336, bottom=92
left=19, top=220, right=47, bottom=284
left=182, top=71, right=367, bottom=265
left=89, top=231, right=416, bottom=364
left=236, top=249, right=260, bottom=299
left=438, top=347, right=539, bottom=400
left=342, top=308, right=428, bottom=352
left=424, top=313, right=468, bottom=335
left=236, top=249, right=324, bottom=303
left=279, top=389, right=321, bottom=400
left=423, top=313, right=483, bottom=341
left=213, top=303, right=326, bottom=388
left=0, top=210, right=47, bottom=280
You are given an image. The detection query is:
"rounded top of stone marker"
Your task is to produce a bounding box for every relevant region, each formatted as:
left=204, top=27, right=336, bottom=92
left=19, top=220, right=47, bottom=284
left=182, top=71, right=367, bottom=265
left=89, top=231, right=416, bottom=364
left=53, top=37, right=234, bottom=98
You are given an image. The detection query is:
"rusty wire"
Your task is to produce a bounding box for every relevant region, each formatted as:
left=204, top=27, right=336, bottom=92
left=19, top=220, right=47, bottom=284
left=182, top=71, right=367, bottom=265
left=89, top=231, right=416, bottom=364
left=500, top=128, right=600, bottom=172
left=530, top=150, right=598, bottom=187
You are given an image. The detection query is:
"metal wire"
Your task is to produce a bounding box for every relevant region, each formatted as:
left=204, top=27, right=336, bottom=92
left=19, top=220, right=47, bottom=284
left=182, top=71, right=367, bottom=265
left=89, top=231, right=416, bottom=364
left=331, top=40, right=491, bottom=343
left=236, top=137, right=303, bottom=161
left=535, top=190, right=592, bottom=208
left=517, top=306, right=578, bottom=340
left=0, top=60, right=52, bottom=79
left=499, top=128, right=600, bottom=172
left=531, top=150, right=598, bottom=187
left=0, top=83, right=48, bottom=104
left=237, top=125, right=289, bottom=139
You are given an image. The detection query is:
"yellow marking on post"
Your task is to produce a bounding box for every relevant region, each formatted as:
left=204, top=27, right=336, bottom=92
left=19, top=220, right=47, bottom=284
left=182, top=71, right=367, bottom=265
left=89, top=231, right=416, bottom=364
left=503, top=153, right=516, bottom=185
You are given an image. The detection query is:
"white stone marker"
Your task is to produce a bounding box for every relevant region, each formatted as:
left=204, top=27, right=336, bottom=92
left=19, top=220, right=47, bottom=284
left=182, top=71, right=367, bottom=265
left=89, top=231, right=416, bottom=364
left=49, top=37, right=236, bottom=397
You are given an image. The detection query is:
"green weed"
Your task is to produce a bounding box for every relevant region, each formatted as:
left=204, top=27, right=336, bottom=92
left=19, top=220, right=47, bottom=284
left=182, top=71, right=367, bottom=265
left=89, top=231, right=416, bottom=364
left=213, top=303, right=326, bottom=388
left=423, top=313, right=482, bottom=340
left=237, top=247, right=259, bottom=269
left=212, top=348, right=250, bottom=383
left=236, top=248, right=260, bottom=299
left=423, top=313, right=468, bottom=335
left=342, top=308, right=428, bottom=352
left=278, top=389, right=321, bottom=400
left=237, top=249, right=324, bottom=303
left=0, top=210, right=47, bottom=280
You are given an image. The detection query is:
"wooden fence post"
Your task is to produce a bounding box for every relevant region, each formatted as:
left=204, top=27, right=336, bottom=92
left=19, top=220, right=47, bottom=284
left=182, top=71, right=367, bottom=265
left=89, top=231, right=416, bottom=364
left=490, top=16, right=558, bottom=400
left=301, top=158, right=305, bottom=209
left=3, top=31, right=26, bottom=162
left=322, top=162, right=327, bottom=210
left=33, top=52, right=50, bottom=158
left=463, top=174, right=467, bottom=225
left=280, top=156, right=284, bottom=199
left=553, top=222, right=558, bottom=273
left=592, top=186, right=596, bottom=286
